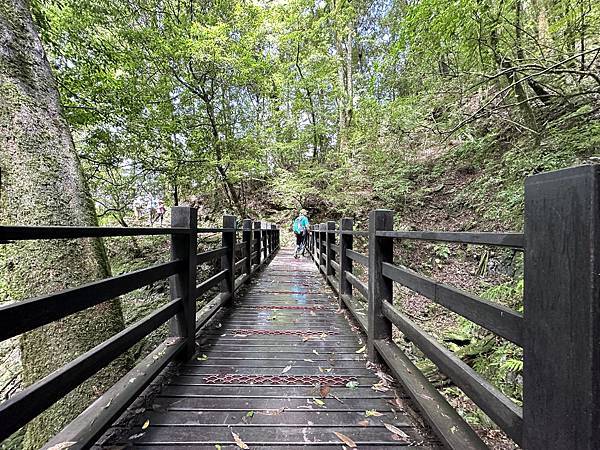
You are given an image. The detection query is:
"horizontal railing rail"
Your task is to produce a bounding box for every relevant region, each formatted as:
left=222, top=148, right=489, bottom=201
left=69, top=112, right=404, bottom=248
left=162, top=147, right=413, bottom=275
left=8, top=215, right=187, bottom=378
left=0, top=210, right=280, bottom=448
left=306, top=164, right=600, bottom=450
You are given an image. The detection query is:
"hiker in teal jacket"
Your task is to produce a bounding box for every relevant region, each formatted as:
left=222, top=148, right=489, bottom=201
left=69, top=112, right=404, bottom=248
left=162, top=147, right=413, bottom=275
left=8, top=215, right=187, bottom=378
left=293, top=209, right=310, bottom=258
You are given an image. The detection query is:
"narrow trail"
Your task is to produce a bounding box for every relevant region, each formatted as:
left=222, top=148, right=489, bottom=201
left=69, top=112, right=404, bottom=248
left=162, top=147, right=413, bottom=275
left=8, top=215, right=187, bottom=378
left=110, top=248, right=439, bottom=448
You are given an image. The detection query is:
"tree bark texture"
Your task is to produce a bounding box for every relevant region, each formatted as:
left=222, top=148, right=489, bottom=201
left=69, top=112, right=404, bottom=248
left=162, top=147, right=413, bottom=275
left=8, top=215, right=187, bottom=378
left=0, top=1, right=129, bottom=448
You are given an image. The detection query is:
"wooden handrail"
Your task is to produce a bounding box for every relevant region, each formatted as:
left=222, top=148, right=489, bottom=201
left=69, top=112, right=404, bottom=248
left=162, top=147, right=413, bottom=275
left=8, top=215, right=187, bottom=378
left=307, top=164, right=600, bottom=450
left=0, top=210, right=281, bottom=447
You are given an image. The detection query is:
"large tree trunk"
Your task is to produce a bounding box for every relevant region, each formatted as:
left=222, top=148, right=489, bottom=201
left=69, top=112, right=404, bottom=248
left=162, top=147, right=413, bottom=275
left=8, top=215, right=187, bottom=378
left=0, top=1, right=129, bottom=448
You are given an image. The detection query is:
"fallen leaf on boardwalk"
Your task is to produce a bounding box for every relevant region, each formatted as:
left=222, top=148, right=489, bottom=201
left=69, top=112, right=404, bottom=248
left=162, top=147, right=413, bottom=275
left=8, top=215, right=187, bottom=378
left=319, top=384, right=331, bottom=398
left=103, top=399, right=112, bottom=409
left=231, top=430, right=249, bottom=449
left=371, top=381, right=390, bottom=392
left=310, top=310, right=317, bottom=316
left=355, top=346, right=366, bottom=354
left=302, top=336, right=311, bottom=342
left=246, top=410, right=254, bottom=418
left=346, top=381, right=359, bottom=390
left=48, top=443, right=77, bottom=450
left=256, top=407, right=285, bottom=415
left=333, top=431, right=357, bottom=448
left=335, top=308, right=343, bottom=314
left=128, top=433, right=145, bottom=440
left=234, top=334, right=248, bottom=337
left=303, top=358, right=314, bottom=362
left=332, top=394, right=344, bottom=404
left=365, top=409, right=384, bottom=417
left=215, top=445, right=222, bottom=450
left=282, top=365, right=292, bottom=373
left=357, top=420, right=370, bottom=427
left=312, top=349, right=320, bottom=356
left=384, top=423, right=410, bottom=440
left=312, top=398, right=325, bottom=407
left=197, top=354, right=208, bottom=361
left=142, top=419, right=150, bottom=430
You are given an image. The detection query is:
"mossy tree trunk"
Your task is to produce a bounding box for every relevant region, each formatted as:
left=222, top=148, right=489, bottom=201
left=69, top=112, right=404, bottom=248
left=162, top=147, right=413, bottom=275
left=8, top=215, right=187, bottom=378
left=0, top=1, right=130, bottom=448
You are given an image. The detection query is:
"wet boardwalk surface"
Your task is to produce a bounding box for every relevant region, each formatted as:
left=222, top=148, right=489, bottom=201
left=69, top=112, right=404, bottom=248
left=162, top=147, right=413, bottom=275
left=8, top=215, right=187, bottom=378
left=110, top=249, right=439, bottom=449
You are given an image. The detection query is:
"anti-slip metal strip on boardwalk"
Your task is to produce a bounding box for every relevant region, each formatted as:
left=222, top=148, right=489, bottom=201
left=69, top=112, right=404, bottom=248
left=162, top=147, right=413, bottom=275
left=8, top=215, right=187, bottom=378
left=228, top=329, right=339, bottom=336
left=243, top=305, right=325, bottom=310
left=249, top=290, right=324, bottom=294
left=201, top=374, right=357, bottom=385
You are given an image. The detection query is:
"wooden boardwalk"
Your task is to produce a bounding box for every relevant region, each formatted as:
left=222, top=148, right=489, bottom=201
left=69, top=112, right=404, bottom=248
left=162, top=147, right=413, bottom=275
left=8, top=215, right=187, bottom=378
left=106, top=248, right=439, bottom=449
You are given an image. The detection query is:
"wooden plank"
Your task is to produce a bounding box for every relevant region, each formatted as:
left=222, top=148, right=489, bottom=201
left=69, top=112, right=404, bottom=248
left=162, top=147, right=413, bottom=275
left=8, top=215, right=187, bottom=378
left=196, top=270, right=228, bottom=298
left=383, top=301, right=523, bottom=443
left=346, top=249, right=368, bottom=267
left=339, top=218, right=353, bottom=304
left=221, top=215, right=236, bottom=297
left=234, top=274, right=249, bottom=291
left=169, top=207, right=197, bottom=359
left=523, top=165, right=600, bottom=450
left=253, top=221, right=262, bottom=265
left=243, top=219, right=252, bottom=276
left=330, top=243, right=340, bottom=254
left=0, top=225, right=190, bottom=240
left=196, top=292, right=232, bottom=331
left=374, top=339, right=488, bottom=450
left=368, top=210, right=394, bottom=361
left=42, top=337, right=185, bottom=450
left=340, top=230, right=369, bottom=237
left=375, top=230, right=524, bottom=249
left=381, top=262, right=523, bottom=346
left=234, top=257, right=247, bottom=273
left=329, top=259, right=340, bottom=274
left=340, top=294, right=368, bottom=333
left=0, top=226, right=240, bottom=241
left=0, top=260, right=181, bottom=341
left=0, top=299, right=182, bottom=442
left=128, top=424, right=423, bottom=446
left=196, top=247, right=227, bottom=265
left=345, top=271, right=368, bottom=300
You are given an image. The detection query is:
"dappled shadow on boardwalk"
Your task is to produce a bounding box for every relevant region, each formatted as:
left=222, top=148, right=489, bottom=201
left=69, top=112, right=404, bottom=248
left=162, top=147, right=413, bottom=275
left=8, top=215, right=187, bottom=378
left=101, top=249, right=440, bottom=449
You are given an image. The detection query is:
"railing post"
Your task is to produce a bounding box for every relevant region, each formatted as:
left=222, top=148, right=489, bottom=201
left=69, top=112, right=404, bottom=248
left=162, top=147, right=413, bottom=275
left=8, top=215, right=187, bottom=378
left=221, top=215, right=236, bottom=299
left=262, top=222, right=268, bottom=261
left=325, top=221, right=335, bottom=277
left=243, top=218, right=252, bottom=276
left=265, top=223, right=271, bottom=258
left=367, top=209, right=394, bottom=361
left=169, top=206, right=198, bottom=359
left=270, top=224, right=275, bottom=255
left=316, top=224, right=321, bottom=265
left=523, top=165, right=600, bottom=450
left=318, top=223, right=325, bottom=273
left=339, top=218, right=353, bottom=307
left=253, top=220, right=261, bottom=267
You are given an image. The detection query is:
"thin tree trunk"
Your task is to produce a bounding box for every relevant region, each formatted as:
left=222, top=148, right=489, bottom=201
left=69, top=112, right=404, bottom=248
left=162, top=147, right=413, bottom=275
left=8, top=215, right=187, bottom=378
left=0, top=1, right=129, bottom=448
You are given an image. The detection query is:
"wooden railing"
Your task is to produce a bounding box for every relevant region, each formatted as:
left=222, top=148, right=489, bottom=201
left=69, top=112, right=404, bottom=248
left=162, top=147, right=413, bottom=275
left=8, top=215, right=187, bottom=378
left=307, top=164, right=600, bottom=450
left=0, top=208, right=280, bottom=449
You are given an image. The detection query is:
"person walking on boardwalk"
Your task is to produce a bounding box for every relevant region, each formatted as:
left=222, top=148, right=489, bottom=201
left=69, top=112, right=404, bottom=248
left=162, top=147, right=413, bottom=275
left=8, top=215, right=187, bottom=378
left=293, top=209, right=310, bottom=259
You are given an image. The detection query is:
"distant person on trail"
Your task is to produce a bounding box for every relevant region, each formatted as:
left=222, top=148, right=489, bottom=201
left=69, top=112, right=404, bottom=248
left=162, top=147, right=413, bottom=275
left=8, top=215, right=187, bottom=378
left=133, top=197, right=144, bottom=219
left=156, top=200, right=166, bottom=227
left=147, top=195, right=157, bottom=226
left=293, top=209, right=310, bottom=259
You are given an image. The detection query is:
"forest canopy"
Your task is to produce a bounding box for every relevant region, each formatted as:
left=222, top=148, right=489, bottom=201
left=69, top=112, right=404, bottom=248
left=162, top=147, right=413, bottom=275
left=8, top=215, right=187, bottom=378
left=31, top=0, right=599, bottom=225
left=1, top=1, right=599, bottom=448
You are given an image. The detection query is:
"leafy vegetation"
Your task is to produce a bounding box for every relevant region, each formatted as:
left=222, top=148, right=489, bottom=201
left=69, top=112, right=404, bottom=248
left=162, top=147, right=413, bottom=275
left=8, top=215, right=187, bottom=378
left=2, top=0, right=599, bottom=447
